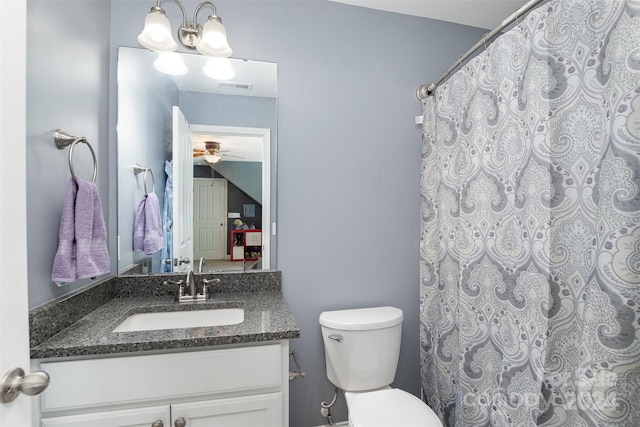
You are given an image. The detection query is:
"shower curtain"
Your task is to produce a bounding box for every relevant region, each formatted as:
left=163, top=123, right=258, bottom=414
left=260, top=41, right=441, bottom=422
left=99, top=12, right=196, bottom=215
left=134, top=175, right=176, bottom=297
left=419, top=0, right=640, bottom=426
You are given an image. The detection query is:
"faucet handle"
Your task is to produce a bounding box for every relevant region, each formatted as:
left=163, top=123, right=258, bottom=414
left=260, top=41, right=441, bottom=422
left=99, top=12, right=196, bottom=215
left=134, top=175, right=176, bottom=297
left=201, top=278, right=220, bottom=300
left=163, top=279, right=184, bottom=286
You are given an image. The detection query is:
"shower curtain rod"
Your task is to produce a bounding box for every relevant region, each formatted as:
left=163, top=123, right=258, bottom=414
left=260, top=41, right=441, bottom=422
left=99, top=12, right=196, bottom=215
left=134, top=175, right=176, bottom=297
left=416, top=0, right=546, bottom=100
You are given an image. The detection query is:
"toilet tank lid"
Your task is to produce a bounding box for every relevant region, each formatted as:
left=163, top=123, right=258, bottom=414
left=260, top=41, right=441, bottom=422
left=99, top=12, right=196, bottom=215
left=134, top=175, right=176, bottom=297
left=319, top=306, right=403, bottom=330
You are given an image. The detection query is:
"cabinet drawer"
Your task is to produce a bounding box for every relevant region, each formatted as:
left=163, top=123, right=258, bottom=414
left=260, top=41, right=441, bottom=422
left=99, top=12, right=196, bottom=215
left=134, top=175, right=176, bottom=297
left=39, top=344, right=282, bottom=413
left=42, top=405, right=170, bottom=427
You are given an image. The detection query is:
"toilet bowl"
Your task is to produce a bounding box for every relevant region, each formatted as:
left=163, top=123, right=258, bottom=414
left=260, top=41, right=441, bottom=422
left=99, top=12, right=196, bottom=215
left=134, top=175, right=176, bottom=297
left=319, top=307, right=442, bottom=427
left=346, top=388, right=442, bottom=427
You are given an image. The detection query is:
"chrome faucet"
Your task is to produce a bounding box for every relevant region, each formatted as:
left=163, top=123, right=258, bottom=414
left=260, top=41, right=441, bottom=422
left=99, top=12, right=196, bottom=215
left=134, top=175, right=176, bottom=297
left=164, top=269, right=219, bottom=303
left=198, top=257, right=206, bottom=273
left=186, top=270, right=197, bottom=298
left=173, top=270, right=207, bottom=303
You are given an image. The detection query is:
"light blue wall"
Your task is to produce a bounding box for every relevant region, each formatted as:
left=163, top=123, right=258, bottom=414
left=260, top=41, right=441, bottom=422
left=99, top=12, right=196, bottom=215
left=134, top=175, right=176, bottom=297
left=214, top=161, right=263, bottom=203
left=26, top=0, right=112, bottom=308
left=27, top=0, right=486, bottom=425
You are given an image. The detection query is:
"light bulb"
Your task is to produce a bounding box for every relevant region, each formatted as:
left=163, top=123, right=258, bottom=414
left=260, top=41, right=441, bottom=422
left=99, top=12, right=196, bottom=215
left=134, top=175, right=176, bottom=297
left=137, top=8, right=177, bottom=52
left=203, top=57, right=235, bottom=80
left=196, top=16, right=232, bottom=57
left=204, top=154, right=222, bottom=164
left=153, top=52, right=187, bottom=75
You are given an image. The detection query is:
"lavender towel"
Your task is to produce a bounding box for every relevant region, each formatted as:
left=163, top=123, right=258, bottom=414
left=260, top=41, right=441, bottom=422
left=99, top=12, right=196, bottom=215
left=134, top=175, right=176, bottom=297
left=75, top=178, right=110, bottom=279
left=51, top=177, right=110, bottom=284
left=133, top=192, right=164, bottom=255
left=51, top=179, right=78, bottom=283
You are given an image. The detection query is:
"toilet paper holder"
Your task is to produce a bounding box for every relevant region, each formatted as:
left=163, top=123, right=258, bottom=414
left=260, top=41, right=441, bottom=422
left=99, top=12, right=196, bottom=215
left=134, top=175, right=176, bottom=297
left=289, top=349, right=305, bottom=382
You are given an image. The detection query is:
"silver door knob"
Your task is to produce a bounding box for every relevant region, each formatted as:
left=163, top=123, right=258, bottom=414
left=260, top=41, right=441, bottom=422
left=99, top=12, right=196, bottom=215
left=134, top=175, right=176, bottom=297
left=179, top=257, right=190, bottom=265
left=174, top=417, right=186, bottom=427
left=151, top=421, right=164, bottom=427
left=0, top=367, right=50, bottom=403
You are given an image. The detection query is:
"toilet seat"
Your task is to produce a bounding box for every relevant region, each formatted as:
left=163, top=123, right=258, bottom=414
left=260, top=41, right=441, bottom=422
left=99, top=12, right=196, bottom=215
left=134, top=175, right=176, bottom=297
left=348, top=388, right=443, bottom=427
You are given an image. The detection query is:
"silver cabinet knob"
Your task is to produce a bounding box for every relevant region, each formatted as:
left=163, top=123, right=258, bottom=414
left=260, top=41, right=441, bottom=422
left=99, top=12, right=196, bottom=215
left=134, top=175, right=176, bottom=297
left=0, top=367, right=50, bottom=403
left=174, top=417, right=186, bottom=427
left=151, top=421, right=164, bottom=427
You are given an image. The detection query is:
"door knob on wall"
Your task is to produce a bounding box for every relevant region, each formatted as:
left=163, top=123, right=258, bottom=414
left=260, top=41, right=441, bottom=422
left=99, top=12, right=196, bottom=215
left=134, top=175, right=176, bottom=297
left=0, top=367, right=50, bottom=403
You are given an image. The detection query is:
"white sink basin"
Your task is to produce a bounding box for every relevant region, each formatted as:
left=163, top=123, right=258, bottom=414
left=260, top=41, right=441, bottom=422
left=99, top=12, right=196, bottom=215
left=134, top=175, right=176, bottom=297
left=113, top=308, right=244, bottom=332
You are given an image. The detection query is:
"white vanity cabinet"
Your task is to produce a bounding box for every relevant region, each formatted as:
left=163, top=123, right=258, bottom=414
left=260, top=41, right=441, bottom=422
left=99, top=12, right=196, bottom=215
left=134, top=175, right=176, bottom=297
left=34, top=341, right=289, bottom=427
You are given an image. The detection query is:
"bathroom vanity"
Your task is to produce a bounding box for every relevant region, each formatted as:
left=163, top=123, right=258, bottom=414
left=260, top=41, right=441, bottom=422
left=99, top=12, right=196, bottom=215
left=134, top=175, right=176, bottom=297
left=29, top=272, right=299, bottom=427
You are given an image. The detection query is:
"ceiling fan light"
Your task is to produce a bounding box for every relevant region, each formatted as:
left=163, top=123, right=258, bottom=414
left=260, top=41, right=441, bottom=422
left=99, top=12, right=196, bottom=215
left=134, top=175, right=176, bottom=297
left=204, top=154, right=222, bottom=164
left=203, top=57, right=235, bottom=80
left=153, top=52, right=188, bottom=75
left=138, top=7, right=178, bottom=52
left=196, top=16, right=233, bottom=57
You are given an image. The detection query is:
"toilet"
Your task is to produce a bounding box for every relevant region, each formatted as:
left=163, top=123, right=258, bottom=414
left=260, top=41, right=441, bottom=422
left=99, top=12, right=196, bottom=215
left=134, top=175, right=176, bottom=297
left=319, top=306, right=443, bottom=427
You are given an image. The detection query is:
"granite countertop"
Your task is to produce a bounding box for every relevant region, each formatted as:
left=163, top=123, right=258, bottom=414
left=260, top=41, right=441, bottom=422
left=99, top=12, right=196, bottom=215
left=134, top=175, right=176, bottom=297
left=31, top=290, right=300, bottom=359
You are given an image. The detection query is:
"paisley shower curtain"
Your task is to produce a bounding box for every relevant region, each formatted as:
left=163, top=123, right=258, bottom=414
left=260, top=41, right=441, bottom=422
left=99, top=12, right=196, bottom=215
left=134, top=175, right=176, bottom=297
left=419, top=0, right=640, bottom=425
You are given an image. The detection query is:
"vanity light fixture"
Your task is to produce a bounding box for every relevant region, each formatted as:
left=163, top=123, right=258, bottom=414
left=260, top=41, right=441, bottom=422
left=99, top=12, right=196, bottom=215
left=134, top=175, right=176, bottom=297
left=138, top=0, right=232, bottom=58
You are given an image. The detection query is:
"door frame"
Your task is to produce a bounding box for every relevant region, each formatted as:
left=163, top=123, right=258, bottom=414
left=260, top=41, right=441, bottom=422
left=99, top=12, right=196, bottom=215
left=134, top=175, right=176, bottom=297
left=190, top=125, right=271, bottom=269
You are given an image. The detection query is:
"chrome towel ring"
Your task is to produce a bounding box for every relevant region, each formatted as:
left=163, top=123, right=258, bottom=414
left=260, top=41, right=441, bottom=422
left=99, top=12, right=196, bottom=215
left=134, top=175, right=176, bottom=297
left=133, top=163, right=155, bottom=194
left=54, top=129, right=97, bottom=183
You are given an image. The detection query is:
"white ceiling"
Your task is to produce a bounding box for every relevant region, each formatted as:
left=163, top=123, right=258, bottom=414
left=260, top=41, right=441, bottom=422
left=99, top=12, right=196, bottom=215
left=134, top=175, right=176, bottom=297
left=329, top=0, right=531, bottom=29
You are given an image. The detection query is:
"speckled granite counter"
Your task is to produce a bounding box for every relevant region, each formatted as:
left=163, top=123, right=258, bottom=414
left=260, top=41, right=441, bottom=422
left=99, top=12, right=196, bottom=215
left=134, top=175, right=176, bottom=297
left=30, top=271, right=300, bottom=359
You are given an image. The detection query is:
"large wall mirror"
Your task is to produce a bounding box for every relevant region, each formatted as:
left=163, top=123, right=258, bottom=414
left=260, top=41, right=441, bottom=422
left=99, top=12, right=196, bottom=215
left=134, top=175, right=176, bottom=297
left=117, top=47, right=277, bottom=275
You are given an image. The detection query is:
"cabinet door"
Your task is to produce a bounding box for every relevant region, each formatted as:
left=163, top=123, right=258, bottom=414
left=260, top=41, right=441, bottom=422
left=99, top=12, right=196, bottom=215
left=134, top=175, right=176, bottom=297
left=42, top=405, right=170, bottom=427
left=172, top=393, right=282, bottom=427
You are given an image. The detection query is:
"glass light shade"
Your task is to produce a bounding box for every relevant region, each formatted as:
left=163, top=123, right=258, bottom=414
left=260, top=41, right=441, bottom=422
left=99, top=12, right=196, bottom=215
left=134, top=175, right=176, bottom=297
left=153, top=52, right=188, bottom=75
left=204, top=154, right=222, bottom=164
left=138, top=9, right=178, bottom=52
left=196, top=17, right=232, bottom=57
left=203, top=57, right=235, bottom=80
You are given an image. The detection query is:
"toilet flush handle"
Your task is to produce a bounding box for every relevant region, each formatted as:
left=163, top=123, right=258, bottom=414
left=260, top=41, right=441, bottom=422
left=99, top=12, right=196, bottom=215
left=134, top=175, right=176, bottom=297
left=328, top=334, right=343, bottom=342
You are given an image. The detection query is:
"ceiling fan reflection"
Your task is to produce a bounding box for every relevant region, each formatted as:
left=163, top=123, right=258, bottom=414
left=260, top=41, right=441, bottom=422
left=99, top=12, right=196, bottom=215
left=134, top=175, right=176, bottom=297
left=193, top=141, right=246, bottom=164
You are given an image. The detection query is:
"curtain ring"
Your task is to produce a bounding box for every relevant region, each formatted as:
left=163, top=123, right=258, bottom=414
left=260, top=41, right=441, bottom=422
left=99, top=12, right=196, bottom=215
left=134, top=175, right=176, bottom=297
left=68, top=138, right=97, bottom=183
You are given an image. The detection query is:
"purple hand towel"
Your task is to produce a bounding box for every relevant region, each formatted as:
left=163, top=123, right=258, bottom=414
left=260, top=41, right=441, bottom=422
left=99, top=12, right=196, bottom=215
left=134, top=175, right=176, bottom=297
left=51, top=178, right=78, bottom=283
left=75, top=178, right=110, bottom=280
left=143, top=192, right=164, bottom=255
left=133, top=193, right=164, bottom=255
left=133, top=195, right=147, bottom=252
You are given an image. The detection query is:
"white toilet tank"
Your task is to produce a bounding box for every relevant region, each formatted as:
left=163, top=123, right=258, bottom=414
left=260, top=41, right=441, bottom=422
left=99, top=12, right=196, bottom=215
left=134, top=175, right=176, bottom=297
left=319, top=306, right=403, bottom=391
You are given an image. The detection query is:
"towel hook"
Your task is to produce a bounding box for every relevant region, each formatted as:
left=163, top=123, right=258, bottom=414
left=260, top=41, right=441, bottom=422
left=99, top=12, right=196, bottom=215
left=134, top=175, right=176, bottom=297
left=54, top=129, right=97, bottom=183
left=133, top=163, right=155, bottom=194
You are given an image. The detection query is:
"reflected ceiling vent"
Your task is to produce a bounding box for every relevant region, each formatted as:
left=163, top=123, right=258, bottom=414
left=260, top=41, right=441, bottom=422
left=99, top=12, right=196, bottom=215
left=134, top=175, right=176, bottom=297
left=218, top=82, right=252, bottom=91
